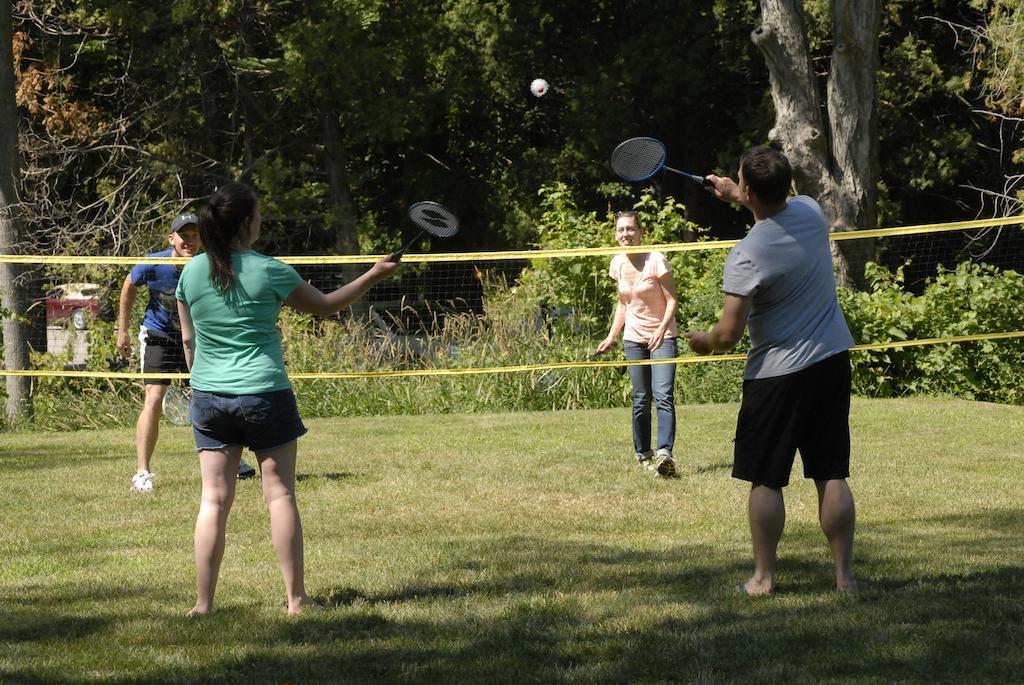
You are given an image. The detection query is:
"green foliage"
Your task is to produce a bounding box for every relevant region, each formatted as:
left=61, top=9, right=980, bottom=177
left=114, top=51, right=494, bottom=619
left=970, top=0, right=1024, bottom=116
left=968, top=0, right=1024, bottom=215
left=874, top=4, right=990, bottom=225
left=515, top=183, right=613, bottom=330
left=840, top=261, right=1024, bottom=403
left=9, top=1, right=1024, bottom=426
left=13, top=256, right=1024, bottom=431
left=29, top=319, right=140, bottom=431
left=9, top=0, right=1021, bottom=260
left=278, top=278, right=634, bottom=418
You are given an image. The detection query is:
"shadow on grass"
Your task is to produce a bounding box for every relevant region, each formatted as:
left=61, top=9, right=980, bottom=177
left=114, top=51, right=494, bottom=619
left=4, top=509, right=1023, bottom=684
left=694, top=460, right=732, bottom=474
left=0, top=447, right=123, bottom=473
left=295, top=471, right=359, bottom=483
left=0, top=610, right=108, bottom=643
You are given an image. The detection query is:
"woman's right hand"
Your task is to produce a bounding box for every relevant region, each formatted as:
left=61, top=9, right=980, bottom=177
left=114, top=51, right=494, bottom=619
left=595, top=336, right=616, bottom=355
left=369, top=257, right=400, bottom=281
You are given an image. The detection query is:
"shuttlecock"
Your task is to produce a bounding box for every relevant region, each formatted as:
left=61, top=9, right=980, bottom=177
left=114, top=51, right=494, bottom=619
left=530, top=78, right=549, bottom=97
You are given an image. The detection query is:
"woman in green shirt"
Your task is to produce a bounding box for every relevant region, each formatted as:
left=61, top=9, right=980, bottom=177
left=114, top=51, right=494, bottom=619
left=177, top=182, right=398, bottom=615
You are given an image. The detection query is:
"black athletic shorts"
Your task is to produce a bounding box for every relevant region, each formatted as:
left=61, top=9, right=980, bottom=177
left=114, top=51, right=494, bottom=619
left=139, top=326, right=186, bottom=386
left=732, top=350, right=851, bottom=489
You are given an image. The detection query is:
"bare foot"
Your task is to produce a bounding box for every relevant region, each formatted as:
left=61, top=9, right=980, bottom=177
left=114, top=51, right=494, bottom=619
left=737, top=577, right=776, bottom=596
left=836, top=578, right=859, bottom=593
left=287, top=596, right=325, bottom=615
left=186, top=606, right=211, bottom=618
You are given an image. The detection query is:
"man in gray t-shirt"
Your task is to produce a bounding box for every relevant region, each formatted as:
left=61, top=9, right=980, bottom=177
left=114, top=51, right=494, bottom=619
left=686, top=147, right=858, bottom=596
left=722, top=194, right=854, bottom=379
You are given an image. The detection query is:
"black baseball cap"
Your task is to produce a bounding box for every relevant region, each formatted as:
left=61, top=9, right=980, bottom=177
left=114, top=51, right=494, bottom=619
left=170, top=213, right=198, bottom=233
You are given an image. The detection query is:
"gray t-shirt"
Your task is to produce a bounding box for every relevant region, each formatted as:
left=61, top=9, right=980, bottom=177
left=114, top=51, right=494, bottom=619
left=723, top=195, right=854, bottom=380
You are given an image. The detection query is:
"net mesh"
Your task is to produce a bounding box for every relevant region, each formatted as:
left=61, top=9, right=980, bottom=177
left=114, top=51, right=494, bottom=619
left=2, top=216, right=1024, bottom=424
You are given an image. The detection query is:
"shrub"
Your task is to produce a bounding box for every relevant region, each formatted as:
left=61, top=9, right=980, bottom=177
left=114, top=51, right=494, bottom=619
left=841, top=261, right=1024, bottom=403
left=28, top=319, right=140, bottom=431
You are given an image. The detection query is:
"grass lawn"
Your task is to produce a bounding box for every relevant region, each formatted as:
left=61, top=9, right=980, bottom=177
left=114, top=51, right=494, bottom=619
left=1, top=397, right=1023, bottom=684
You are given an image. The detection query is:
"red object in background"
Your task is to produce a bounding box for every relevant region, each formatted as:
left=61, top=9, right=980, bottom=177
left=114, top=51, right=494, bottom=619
left=45, top=283, right=104, bottom=330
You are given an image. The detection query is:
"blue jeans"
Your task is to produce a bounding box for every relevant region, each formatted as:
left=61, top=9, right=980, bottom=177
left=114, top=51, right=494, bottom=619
left=624, top=338, right=677, bottom=458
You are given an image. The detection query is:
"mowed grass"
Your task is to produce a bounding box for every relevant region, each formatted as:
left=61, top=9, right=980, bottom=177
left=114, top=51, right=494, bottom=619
left=1, top=398, right=1022, bottom=684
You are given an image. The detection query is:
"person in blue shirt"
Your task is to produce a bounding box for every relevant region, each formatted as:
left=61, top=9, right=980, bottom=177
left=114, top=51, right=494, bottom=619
left=117, top=213, right=256, bottom=492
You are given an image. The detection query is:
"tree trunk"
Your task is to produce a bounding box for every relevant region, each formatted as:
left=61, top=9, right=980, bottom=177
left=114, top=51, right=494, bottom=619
left=825, top=0, right=881, bottom=288
left=320, top=110, right=369, bottom=320
left=0, top=0, right=32, bottom=422
left=321, top=110, right=359, bottom=254
left=753, top=0, right=881, bottom=289
left=752, top=0, right=829, bottom=198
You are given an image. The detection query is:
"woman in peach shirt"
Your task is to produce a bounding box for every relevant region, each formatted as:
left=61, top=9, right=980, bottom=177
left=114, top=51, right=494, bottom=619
left=595, top=211, right=679, bottom=478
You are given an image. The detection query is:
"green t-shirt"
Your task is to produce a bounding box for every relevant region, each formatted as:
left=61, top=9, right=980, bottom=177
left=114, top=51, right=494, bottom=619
left=176, top=251, right=303, bottom=394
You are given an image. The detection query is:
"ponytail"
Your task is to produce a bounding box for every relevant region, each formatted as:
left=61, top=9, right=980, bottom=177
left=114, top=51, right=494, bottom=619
left=198, top=182, right=258, bottom=292
left=197, top=204, right=234, bottom=292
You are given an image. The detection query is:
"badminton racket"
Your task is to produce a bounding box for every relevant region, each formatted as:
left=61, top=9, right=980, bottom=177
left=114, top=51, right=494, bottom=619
left=611, top=137, right=712, bottom=187
left=162, top=386, right=192, bottom=426
left=387, top=201, right=460, bottom=263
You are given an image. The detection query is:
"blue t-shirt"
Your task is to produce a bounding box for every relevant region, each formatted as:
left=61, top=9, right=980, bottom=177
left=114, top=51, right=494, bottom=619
left=722, top=195, right=854, bottom=380
left=130, top=248, right=183, bottom=337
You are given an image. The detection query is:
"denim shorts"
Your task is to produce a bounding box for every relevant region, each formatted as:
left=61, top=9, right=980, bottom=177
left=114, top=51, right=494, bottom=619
left=190, top=388, right=308, bottom=453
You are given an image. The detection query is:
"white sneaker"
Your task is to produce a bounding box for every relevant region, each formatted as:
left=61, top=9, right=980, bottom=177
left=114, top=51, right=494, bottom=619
left=132, top=470, right=154, bottom=493
left=653, top=453, right=676, bottom=478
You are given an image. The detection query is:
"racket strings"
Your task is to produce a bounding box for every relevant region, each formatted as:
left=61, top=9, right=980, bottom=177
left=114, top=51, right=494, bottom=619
left=163, top=388, right=192, bottom=426
left=611, top=138, right=666, bottom=182
left=410, top=203, right=459, bottom=238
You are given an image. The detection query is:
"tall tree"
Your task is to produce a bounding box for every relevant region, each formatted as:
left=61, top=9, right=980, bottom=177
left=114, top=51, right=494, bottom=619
left=752, top=0, right=881, bottom=288
left=966, top=0, right=1023, bottom=217
left=9, top=1, right=220, bottom=258
left=1, top=0, right=32, bottom=421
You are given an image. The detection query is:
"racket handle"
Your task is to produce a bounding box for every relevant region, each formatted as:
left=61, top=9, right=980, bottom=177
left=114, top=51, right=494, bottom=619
left=390, top=228, right=427, bottom=262
left=683, top=172, right=713, bottom=188
left=664, top=165, right=713, bottom=187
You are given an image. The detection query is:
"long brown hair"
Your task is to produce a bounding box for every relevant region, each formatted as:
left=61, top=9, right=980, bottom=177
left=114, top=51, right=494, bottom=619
left=197, top=182, right=257, bottom=292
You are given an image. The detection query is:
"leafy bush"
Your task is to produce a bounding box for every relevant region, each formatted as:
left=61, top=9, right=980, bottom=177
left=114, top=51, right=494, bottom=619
left=841, top=261, right=1024, bottom=404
